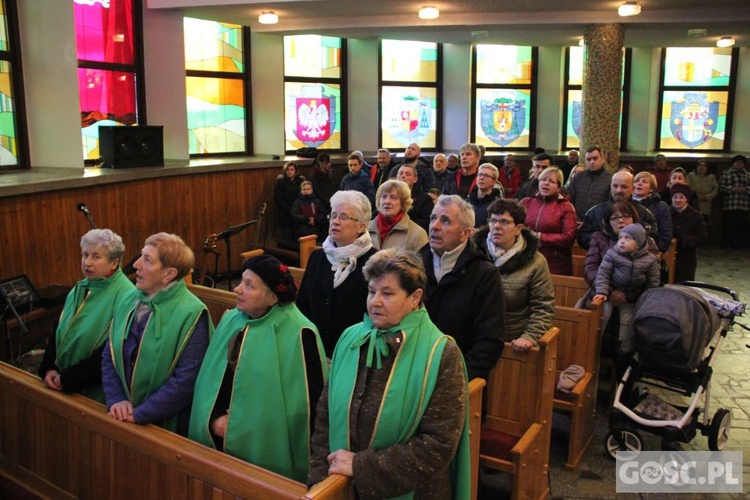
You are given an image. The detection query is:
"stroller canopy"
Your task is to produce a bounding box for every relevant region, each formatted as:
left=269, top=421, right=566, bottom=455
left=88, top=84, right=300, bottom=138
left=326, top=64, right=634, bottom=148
left=632, top=285, right=721, bottom=372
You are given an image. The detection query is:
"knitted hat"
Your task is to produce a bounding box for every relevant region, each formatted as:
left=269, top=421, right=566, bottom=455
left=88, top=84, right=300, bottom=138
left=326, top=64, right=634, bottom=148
left=670, top=183, right=693, bottom=200
left=242, top=254, right=297, bottom=303
left=620, top=223, right=646, bottom=249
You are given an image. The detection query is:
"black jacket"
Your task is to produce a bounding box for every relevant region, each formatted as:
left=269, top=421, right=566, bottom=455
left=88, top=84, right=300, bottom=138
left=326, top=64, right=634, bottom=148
left=419, top=240, right=505, bottom=381
left=296, top=247, right=378, bottom=356
left=577, top=199, right=659, bottom=250
left=274, top=175, right=305, bottom=225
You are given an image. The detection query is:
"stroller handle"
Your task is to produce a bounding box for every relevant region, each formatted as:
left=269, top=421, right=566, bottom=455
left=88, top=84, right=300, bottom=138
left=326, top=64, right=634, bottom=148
left=676, top=281, right=740, bottom=302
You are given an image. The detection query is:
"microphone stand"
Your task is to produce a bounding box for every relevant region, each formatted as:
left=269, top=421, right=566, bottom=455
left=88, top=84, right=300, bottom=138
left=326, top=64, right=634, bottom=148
left=216, top=220, right=257, bottom=290
left=0, top=287, right=28, bottom=334
left=77, top=202, right=96, bottom=229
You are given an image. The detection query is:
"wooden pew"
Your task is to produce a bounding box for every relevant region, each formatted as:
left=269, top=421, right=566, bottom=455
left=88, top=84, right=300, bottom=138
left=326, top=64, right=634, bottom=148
left=468, top=377, right=486, bottom=500
left=188, top=283, right=237, bottom=327
left=480, top=327, right=559, bottom=500
left=0, top=362, right=352, bottom=500
left=662, top=237, right=677, bottom=284
left=298, top=234, right=320, bottom=269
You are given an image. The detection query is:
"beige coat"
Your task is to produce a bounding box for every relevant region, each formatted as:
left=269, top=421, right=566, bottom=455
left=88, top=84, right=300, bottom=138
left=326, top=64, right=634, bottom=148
left=368, top=213, right=428, bottom=252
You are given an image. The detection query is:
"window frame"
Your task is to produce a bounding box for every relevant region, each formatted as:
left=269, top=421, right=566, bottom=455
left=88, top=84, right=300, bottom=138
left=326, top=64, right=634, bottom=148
left=469, top=44, right=537, bottom=152
left=654, top=46, right=738, bottom=153
left=0, top=0, right=29, bottom=170
left=185, top=21, right=252, bottom=157
left=283, top=35, right=347, bottom=154
left=378, top=39, right=442, bottom=153
left=561, top=46, right=631, bottom=152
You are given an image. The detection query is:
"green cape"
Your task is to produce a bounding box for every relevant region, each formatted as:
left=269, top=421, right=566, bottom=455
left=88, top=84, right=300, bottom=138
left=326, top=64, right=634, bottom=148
left=328, top=308, right=471, bottom=500
left=56, top=267, right=135, bottom=402
left=189, top=304, right=328, bottom=482
left=109, top=280, right=208, bottom=431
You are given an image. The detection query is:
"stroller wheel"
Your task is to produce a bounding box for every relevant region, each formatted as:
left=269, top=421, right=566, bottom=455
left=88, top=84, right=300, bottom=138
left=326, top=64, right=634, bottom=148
left=605, top=430, right=643, bottom=460
left=708, top=408, right=732, bottom=451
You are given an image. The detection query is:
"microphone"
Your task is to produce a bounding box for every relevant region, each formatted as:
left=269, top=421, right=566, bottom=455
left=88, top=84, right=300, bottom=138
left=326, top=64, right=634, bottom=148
left=77, top=202, right=90, bottom=215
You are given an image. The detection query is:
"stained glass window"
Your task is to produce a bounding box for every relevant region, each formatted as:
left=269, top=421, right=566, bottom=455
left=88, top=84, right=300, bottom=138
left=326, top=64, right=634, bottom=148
left=284, top=35, right=346, bottom=152
left=184, top=18, right=248, bottom=155
left=380, top=40, right=440, bottom=150
left=657, top=47, right=736, bottom=151
left=561, top=46, right=630, bottom=150
left=471, top=45, right=534, bottom=150
left=0, top=0, right=25, bottom=169
left=75, top=0, right=142, bottom=162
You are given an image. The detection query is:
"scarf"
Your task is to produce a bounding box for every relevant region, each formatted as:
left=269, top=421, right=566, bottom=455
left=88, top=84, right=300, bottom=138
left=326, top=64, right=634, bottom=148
left=322, top=232, right=373, bottom=288
left=189, top=305, right=327, bottom=482
left=486, top=231, right=526, bottom=269
left=328, top=309, right=470, bottom=500
left=376, top=212, right=405, bottom=244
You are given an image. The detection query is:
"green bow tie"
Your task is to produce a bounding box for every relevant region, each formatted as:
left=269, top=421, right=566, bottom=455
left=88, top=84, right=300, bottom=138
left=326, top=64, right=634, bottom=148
left=351, top=326, right=401, bottom=369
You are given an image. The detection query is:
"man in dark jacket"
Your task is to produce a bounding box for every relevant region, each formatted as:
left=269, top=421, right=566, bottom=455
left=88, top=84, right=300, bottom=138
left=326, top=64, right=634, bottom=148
left=577, top=170, right=660, bottom=250
left=419, top=195, right=505, bottom=382
left=568, top=146, right=613, bottom=221
left=387, top=142, right=436, bottom=193
left=432, top=153, right=458, bottom=195
left=340, top=153, right=376, bottom=207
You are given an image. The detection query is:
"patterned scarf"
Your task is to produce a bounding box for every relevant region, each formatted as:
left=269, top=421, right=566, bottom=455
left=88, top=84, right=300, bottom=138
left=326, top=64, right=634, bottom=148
left=322, top=232, right=373, bottom=288
left=486, top=231, right=526, bottom=269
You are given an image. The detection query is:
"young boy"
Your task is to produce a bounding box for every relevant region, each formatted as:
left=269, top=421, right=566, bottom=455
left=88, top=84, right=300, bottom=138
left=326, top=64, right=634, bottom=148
left=594, top=223, right=660, bottom=354
left=291, top=181, right=328, bottom=241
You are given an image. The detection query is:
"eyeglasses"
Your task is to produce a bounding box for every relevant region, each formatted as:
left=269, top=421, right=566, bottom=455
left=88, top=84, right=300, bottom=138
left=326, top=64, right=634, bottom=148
left=488, top=217, right=516, bottom=227
left=477, top=173, right=497, bottom=180
left=609, top=215, right=634, bottom=222
left=328, top=212, right=359, bottom=223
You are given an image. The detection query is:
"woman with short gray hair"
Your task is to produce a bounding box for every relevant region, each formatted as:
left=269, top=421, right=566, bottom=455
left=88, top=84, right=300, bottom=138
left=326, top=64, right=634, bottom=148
left=368, top=179, right=428, bottom=252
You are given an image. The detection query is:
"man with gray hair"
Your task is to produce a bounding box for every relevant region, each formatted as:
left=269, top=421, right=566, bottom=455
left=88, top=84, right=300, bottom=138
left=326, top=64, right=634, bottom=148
left=432, top=153, right=457, bottom=195
left=419, top=195, right=505, bottom=382
left=370, top=148, right=395, bottom=189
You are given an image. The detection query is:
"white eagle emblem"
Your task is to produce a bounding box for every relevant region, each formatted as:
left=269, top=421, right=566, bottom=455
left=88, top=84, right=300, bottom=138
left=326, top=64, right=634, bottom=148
left=297, top=100, right=330, bottom=139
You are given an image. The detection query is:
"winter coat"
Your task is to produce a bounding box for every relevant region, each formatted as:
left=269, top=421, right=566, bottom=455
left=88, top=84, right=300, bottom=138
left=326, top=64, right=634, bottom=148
left=519, top=192, right=577, bottom=275
left=568, top=168, right=613, bottom=221
left=340, top=170, right=376, bottom=207
left=687, top=171, right=719, bottom=216
left=291, top=195, right=327, bottom=239
left=594, top=245, right=660, bottom=303
left=274, top=174, right=305, bottom=226
left=434, top=170, right=458, bottom=195
left=368, top=213, right=428, bottom=252
left=311, top=169, right=338, bottom=211
left=419, top=241, right=505, bottom=381
left=584, top=228, right=658, bottom=286
left=633, top=193, right=673, bottom=252
left=410, top=186, right=434, bottom=231
left=577, top=199, right=659, bottom=250
left=388, top=157, right=436, bottom=193
left=670, top=205, right=707, bottom=283
left=467, top=187, right=503, bottom=228
left=473, top=227, right=555, bottom=345
left=515, top=178, right=538, bottom=200
left=498, top=166, right=522, bottom=199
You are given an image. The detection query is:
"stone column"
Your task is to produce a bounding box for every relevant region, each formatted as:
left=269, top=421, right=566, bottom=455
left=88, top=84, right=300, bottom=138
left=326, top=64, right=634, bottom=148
left=582, top=24, right=624, bottom=170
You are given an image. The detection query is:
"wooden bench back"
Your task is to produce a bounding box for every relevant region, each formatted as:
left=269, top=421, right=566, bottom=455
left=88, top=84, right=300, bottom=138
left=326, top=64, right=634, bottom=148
left=188, top=283, right=237, bottom=327
left=553, top=305, right=600, bottom=374
left=484, top=327, right=559, bottom=437
left=551, top=274, right=589, bottom=308
left=298, top=234, right=321, bottom=269
left=0, top=362, right=351, bottom=499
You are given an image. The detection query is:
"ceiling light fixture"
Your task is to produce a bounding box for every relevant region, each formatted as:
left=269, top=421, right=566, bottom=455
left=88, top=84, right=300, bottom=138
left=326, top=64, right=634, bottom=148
left=258, top=11, right=278, bottom=25
left=618, top=1, right=641, bottom=17
left=717, top=36, right=735, bottom=48
left=419, top=6, right=439, bottom=20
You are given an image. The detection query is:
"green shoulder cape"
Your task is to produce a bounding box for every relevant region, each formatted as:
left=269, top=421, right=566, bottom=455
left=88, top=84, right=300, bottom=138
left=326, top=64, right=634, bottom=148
left=328, top=308, right=470, bottom=500
left=189, top=303, right=328, bottom=483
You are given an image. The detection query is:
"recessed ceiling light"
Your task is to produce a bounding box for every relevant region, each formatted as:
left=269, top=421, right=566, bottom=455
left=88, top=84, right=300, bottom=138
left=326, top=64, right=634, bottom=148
left=419, top=6, right=439, bottom=20
left=258, top=11, right=278, bottom=25
left=717, top=36, right=735, bottom=48
left=618, top=1, right=641, bottom=17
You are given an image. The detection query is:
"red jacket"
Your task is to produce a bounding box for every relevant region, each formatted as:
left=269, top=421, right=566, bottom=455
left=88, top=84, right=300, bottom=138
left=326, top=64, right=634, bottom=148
left=519, top=193, right=577, bottom=275
left=498, top=166, right=522, bottom=199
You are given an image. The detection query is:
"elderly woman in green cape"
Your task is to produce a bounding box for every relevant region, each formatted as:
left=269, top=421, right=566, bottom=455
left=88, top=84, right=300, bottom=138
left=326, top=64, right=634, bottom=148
left=189, top=254, right=328, bottom=483
left=102, top=232, right=211, bottom=435
left=308, top=249, right=470, bottom=499
left=39, top=229, right=135, bottom=403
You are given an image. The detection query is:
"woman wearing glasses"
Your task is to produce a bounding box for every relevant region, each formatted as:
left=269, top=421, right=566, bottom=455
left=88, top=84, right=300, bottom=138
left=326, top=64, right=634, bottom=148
left=467, top=163, right=504, bottom=228
left=297, top=190, right=377, bottom=356
left=473, top=198, right=555, bottom=353
left=519, top=166, right=577, bottom=275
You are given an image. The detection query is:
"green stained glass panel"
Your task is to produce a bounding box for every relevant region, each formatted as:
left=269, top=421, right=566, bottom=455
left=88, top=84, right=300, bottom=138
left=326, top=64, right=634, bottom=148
left=185, top=18, right=243, bottom=73
left=476, top=45, right=532, bottom=85
left=474, top=88, right=530, bottom=149
left=658, top=90, right=727, bottom=150
left=381, top=40, right=437, bottom=83
left=0, top=60, right=17, bottom=166
left=380, top=86, right=437, bottom=149
left=186, top=76, right=245, bottom=154
left=284, top=35, right=342, bottom=79
left=0, top=0, right=9, bottom=52
left=284, top=82, right=341, bottom=150
left=664, top=48, right=732, bottom=87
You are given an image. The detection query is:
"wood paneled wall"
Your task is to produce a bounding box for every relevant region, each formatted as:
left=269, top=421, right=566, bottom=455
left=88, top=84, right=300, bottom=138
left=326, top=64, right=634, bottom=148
left=0, top=167, right=281, bottom=290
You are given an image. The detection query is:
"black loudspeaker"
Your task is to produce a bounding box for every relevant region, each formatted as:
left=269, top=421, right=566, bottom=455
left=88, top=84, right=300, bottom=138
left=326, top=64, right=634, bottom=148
left=99, top=125, right=164, bottom=168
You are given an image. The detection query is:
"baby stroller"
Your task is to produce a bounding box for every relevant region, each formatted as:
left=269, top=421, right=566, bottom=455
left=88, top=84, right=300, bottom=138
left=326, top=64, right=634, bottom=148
left=605, top=282, right=745, bottom=458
